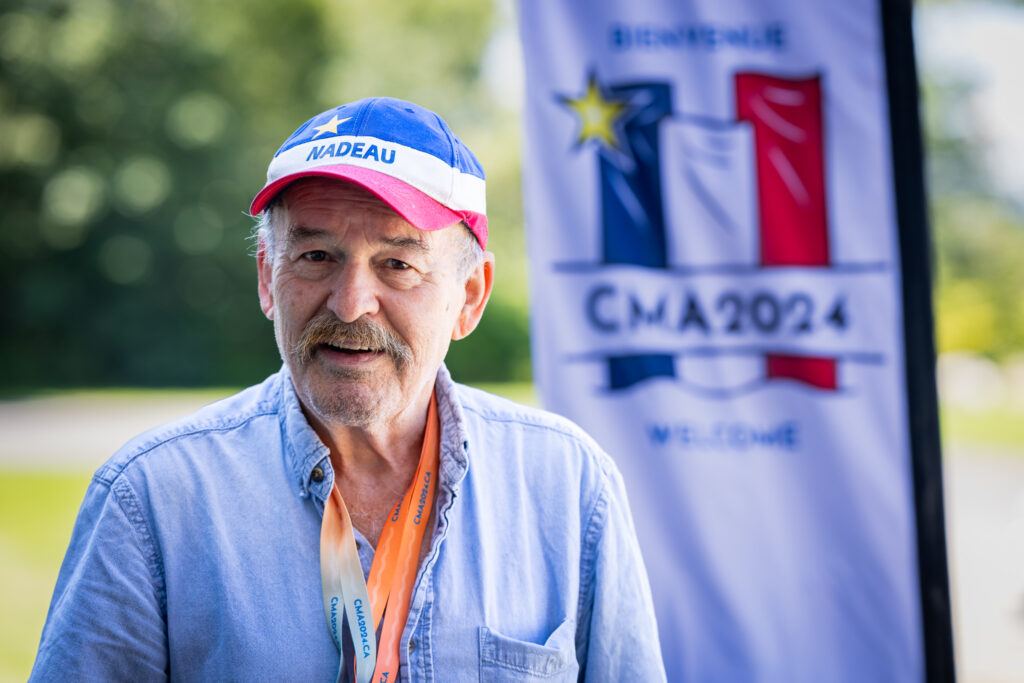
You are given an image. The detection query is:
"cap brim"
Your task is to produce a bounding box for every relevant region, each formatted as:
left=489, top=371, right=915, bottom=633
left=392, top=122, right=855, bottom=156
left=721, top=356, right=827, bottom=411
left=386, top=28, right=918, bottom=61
left=249, top=166, right=486, bottom=247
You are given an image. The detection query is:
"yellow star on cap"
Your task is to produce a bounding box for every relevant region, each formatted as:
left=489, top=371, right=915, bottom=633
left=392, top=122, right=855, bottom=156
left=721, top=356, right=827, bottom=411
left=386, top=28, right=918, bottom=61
left=560, top=75, right=627, bottom=150
left=311, top=114, right=352, bottom=139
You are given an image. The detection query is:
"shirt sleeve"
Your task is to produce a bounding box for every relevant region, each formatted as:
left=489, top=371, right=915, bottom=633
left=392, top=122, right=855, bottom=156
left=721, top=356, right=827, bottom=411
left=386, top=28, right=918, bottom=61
left=30, top=475, right=169, bottom=682
left=576, top=462, right=668, bottom=682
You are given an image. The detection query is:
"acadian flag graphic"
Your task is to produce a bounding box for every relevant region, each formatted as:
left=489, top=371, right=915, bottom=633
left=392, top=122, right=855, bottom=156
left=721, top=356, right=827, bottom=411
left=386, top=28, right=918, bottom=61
left=518, top=1, right=952, bottom=681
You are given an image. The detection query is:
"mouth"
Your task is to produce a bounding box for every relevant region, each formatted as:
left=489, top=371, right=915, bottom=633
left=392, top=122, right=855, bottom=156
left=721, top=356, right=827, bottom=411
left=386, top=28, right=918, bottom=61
left=322, top=341, right=375, bottom=353
left=315, top=341, right=385, bottom=363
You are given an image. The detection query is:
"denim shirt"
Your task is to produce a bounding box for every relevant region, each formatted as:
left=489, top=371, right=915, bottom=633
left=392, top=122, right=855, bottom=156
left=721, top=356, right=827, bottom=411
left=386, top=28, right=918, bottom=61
left=31, top=365, right=665, bottom=682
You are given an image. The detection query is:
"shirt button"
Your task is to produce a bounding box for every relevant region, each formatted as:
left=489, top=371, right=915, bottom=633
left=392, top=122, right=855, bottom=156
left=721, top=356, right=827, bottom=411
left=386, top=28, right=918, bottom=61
left=311, top=467, right=325, bottom=483
left=408, top=638, right=416, bottom=653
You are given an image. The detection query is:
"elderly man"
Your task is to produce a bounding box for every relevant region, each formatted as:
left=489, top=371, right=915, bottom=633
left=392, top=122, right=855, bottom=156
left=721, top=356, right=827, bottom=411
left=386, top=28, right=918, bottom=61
left=31, top=98, right=665, bottom=682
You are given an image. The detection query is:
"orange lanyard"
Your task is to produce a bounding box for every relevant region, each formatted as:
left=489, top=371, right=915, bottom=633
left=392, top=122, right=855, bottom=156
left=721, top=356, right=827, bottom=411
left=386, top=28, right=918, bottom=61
left=320, top=393, right=440, bottom=683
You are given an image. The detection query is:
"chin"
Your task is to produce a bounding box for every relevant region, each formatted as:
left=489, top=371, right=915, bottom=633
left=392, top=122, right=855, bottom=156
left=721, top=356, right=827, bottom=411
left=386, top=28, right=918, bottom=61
left=315, top=400, right=380, bottom=427
left=305, top=375, right=394, bottom=427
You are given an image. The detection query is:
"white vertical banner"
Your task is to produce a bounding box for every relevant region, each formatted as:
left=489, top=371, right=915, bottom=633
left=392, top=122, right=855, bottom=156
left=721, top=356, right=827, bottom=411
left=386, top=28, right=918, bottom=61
left=518, top=1, right=946, bottom=680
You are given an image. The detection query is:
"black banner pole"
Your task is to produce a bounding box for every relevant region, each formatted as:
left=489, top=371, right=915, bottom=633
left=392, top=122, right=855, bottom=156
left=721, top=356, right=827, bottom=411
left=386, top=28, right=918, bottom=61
left=880, top=0, right=956, bottom=680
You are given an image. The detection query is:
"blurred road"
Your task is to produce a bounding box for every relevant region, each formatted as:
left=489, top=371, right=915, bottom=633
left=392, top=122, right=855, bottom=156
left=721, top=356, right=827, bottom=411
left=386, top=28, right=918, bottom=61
left=945, top=445, right=1024, bottom=683
left=0, top=392, right=228, bottom=469
left=1, top=394, right=1022, bottom=681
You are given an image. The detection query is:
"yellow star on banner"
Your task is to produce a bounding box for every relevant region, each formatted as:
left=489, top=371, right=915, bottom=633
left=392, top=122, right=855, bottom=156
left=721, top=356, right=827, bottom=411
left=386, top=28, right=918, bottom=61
left=311, top=115, right=352, bottom=139
left=560, top=75, right=627, bottom=150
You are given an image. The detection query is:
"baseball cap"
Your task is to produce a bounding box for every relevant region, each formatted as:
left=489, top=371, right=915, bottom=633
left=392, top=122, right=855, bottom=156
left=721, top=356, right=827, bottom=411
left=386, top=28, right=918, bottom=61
left=250, top=97, right=487, bottom=249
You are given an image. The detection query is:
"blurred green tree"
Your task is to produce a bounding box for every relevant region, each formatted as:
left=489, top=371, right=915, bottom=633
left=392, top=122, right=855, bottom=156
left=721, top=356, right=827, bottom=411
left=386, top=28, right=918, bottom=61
left=0, top=0, right=533, bottom=390
left=920, top=38, right=1024, bottom=362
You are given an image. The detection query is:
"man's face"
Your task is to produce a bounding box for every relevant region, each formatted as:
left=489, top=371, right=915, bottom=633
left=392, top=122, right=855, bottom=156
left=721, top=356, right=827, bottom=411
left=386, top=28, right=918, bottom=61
left=257, top=178, right=491, bottom=429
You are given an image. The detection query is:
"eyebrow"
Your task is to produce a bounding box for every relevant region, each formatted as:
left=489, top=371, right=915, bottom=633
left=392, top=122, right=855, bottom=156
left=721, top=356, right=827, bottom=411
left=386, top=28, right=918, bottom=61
left=379, top=235, right=429, bottom=252
left=284, top=225, right=329, bottom=248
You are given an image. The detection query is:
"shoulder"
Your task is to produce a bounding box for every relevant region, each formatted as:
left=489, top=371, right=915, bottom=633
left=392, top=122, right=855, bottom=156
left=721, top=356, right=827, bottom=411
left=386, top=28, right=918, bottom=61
left=451, top=382, right=623, bottom=493
left=454, top=383, right=602, bottom=448
left=93, top=373, right=285, bottom=487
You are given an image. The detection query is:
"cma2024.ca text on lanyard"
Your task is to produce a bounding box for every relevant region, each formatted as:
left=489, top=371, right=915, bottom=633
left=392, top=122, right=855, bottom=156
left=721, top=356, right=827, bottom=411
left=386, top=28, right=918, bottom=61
left=320, top=393, right=440, bottom=683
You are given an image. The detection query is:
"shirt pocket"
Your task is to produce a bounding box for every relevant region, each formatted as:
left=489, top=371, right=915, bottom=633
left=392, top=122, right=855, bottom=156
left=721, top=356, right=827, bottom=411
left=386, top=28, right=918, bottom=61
left=478, top=618, right=578, bottom=682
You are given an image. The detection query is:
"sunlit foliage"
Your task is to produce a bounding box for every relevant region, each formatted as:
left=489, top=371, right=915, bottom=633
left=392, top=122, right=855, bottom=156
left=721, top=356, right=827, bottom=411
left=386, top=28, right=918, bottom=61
left=0, top=0, right=532, bottom=389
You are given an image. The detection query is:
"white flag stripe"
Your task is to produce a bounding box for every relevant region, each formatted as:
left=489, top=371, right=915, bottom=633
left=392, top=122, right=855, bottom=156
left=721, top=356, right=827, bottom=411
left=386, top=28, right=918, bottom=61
left=662, top=118, right=758, bottom=266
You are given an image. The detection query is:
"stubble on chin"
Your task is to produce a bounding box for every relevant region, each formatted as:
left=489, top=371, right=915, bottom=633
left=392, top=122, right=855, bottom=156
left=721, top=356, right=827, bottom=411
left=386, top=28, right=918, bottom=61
left=283, top=313, right=413, bottom=427
left=302, top=370, right=385, bottom=427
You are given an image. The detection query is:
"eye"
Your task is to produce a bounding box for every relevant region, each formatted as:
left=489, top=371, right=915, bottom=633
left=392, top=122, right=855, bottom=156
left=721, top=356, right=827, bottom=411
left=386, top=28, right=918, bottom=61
left=303, top=250, right=329, bottom=262
left=384, top=258, right=410, bottom=271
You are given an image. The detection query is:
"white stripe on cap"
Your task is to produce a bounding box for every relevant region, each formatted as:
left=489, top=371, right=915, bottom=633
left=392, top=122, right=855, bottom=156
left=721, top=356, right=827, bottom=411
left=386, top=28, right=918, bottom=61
left=267, top=135, right=486, bottom=215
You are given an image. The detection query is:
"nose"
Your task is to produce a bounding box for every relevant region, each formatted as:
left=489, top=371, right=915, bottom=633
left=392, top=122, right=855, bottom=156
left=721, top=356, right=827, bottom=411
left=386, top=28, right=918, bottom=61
left=327, top=263, right=381, bottom=323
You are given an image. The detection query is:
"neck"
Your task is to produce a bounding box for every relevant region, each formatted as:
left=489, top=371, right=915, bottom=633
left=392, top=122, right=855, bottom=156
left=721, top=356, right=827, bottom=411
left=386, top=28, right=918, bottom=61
left=314, top=399, right=430, bottom=479
left=300, top=383, right=434, bottom=546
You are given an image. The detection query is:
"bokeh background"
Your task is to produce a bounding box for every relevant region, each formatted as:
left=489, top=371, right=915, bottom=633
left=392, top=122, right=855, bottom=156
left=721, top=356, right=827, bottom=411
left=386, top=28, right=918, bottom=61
left=1, top=0, right=1022, bottom=680
left=0, top=0, right=532, bottom=389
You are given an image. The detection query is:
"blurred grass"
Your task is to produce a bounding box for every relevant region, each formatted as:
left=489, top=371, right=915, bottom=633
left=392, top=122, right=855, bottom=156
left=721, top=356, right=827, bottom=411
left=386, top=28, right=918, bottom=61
left=471, top=381, right=537, bottom=406
left=940, top=404, right=1024, bottom=451
left=0, top=472, right=90, bottom=682
left=0, top=386, right=1019, bottom=681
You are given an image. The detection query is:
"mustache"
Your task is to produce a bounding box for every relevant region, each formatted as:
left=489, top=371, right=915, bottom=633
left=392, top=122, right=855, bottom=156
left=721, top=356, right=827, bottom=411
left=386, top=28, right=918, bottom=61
left=291, top=314, right=412, bottom=368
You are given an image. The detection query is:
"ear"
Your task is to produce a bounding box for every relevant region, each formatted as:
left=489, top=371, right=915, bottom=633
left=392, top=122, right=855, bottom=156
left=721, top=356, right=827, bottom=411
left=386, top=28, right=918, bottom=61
left=452, top=252, right=495, bottom=340
left=256, top=236, right=275, bottom=320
